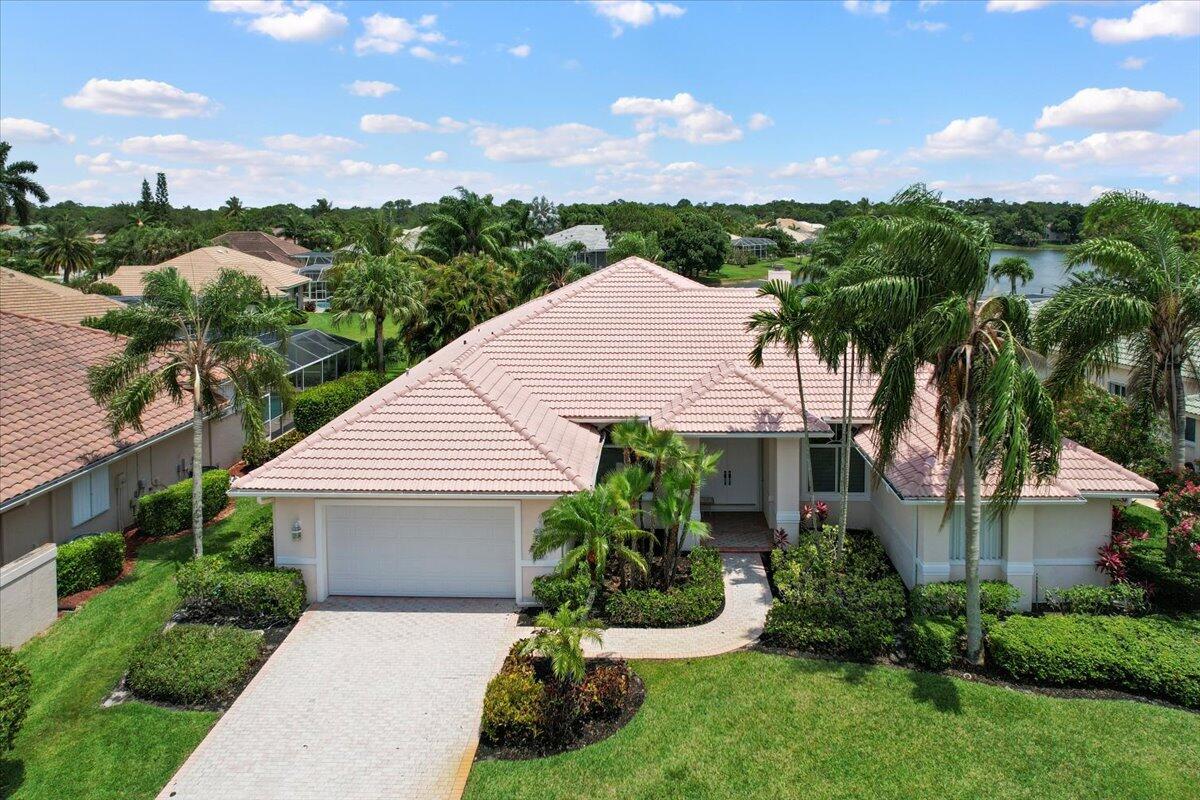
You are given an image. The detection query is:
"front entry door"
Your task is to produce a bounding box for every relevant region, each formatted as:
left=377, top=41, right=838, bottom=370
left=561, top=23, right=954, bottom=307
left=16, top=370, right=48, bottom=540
left=700, top=438, right=761, bottom=508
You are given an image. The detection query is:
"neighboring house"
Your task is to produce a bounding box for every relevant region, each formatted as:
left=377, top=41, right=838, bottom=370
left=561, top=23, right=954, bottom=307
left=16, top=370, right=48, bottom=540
left=230, top=257, right=1153, bottom=612
left=731, top=236, right=775, bottom=260
left=0, top=267, right=124, bottom=325
left=211, top=231, right=334, bottom=307
left=397, top=225, right=427, bottom=252
left=0, top=312, right=245, bottom=647
left=542, top=224, right=609, bottom=270
left=108, top=247, right=310, bottom=306
left=260, top=328, right=361, bottom=439
left=757, top=218, right=825, bottom=244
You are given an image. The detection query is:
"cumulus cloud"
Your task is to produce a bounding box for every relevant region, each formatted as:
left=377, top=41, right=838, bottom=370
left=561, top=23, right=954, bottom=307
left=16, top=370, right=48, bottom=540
left=747, top=113, right=774, bottom=131
left=359, top=114, right=468, bottom=134
left=588, top=2, right=686, bottom=36
left=772, top=149, right=912, bottom=191
left=1043, top=129, right=1200, bottom=175
left=261, top=133, right=360, bottom=152
left=611, top=92, right=742, bottom=144
left=842, top=1, right=890, bottom=16
left=917, top=116, right=1018, bottom=159
left=74, top=152, right=150, bottom=175
left=209, top=1, right=347, bottom=42
left=1035, top=87, right=1181, bottom=131
left=1091, top=1, right=1200, bottom=44
left=116, top=134, right=327, bottom=179
left=985, top=0, right=1051, bottom=11
left=471, top=123, right=653, bottom=167
left=507, top=44, right=532, bottom=57
left=577, top=160, right=767, bottom=204
left=0, top=117, right=74, bottom=144
left=425, top=150, right=448, bottom=163
left=63, top=78, right=214, bottom=118
left=347, top=80, right=398, bottom=97
left=355, top=12, right=447, bottom=56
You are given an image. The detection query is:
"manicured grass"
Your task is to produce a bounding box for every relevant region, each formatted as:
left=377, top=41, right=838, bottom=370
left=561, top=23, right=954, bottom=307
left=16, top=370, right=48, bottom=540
left=465, top=651, right=1200, bottom=800
left=713, top=256, right=807, bottom=285
left=299, top=311, right=401, bottom=343
left=0, top=501, right=259, bottom=800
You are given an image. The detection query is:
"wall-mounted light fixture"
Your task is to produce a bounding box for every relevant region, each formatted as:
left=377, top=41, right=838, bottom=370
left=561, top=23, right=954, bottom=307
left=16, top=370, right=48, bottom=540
left=291, top=520, right=303, bottom=541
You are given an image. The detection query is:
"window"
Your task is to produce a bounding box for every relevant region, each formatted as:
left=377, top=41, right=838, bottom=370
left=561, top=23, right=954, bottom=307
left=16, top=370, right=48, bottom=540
left=1187, top=417, right=1197, bottom=444
left=947, top=506, right=1003, bottom=561
left=71, top=465, right=110, bottom=527
left=808, top=440, right=866, bottom=495
left=1107, top=381, right=1127, bottom=398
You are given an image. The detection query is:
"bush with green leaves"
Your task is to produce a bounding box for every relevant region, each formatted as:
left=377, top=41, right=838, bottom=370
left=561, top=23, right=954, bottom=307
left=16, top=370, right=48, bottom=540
left=176, top=557, right=305, bottom=626
left=480, top=660, right=546, bottom=745
left=125, top=625, right=262, bottom=706
left=135, top=469, right=230, bottom=538
left=228, top=508, right=274, bottom=568
left=292, top=371, right=386, bottom=435
left=56, top=531, right=125, bottom=596
left=988, top=613, right=1200, bottom=709
left=907, top=616, right=958, bottom=671
left=604, top=547, right=723, bottom=627
left=241, top=429, right=305, bottom=470
left=0, top=646, right=31, bottom=754
left=909, top=580, right=1021, bottom=618
left=1043, top=583, right=1146, bottom=615
left=1123, top=505, right=1200, bottom=612
left=532, top=568, right=591, bottom=613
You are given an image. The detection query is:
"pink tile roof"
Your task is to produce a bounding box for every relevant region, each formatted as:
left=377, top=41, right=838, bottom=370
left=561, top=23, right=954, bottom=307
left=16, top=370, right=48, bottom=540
left=235, top=257, right=1151, bottom=500
left=1, top=312, right=194, bottom=506
left=109, top=247, right=308, bottom=297
left=0, top=267, right=123, bottom=326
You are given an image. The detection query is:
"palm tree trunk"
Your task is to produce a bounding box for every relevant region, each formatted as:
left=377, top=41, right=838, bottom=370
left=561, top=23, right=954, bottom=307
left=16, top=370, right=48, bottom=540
left=837, top=343, right=855, bottom=556
left=963, top=409, right=983, bottom=665
left=1170, top=349, right=1186, bottom=473
left=192, top=369, right=205, bottom=558
left=792, top=350, right=816, bottom=531
left=374, top=311, right=386, bottom=376
left=1009, top=276, right=1016, bottom=295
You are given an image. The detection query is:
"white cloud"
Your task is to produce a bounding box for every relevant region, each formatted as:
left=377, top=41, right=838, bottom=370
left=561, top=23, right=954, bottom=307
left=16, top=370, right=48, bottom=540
left=588, top=1, right=687, bottom=36
left=409, top=45, right=437, bottom=60
left=747, top=113, right=774, bottom=131
left=1043, top=129, right=1200, bottom=175
left=117, top=134, right=327, bottom=178
left=848, top=148, right=886, bottom=166
left=208, top=1, right=285, bottom=14
left=577, top=160, right=767, bottom=204
left=0, top=117, right=74, bottom=144
left=261, top=133, right=360, bottom=152
left=611, top=92, right=742, bottom=144
left=1120, top=56, right=1147, bottom=70
left=63, top=78, right=214, bottom=118
left=347, top=80, right=398, bottom=97
left=360, top=114, right=431, bottom=134
left=1091, top=1, right=1200, bottom=44
left=907, top=20, right=947, bottom=32
left=425, top=150, right=449, bottom=163
left=772, top=149, right=914, bottom=192
left=508, top=44, right=532, bottom=58
left=436, top=116, right=470, bottom=132
left=355, top=12, right=447, bottom=56
left=985, top=0, right=1051, bottom=11
left=917, top=116, right=1018, bottom=159
left=74, top=152, right=147, bottom=175
left=842, top=1, right=890, bottom=16
left=1035, top=87, right=1182, bottom=130
left=246, top=3, right=346, bottom=41
left=471, top=123, right=653, bottom=167
left=1165, top=174, right=1182, bottom=185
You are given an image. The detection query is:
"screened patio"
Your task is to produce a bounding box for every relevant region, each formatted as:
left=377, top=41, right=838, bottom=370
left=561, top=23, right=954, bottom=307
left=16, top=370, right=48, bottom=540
left=261, top=328, right=359, bottom=438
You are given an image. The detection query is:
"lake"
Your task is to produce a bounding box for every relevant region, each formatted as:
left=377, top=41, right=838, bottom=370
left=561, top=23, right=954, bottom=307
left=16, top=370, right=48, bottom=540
left=987, top=247, right=1074, bottom=298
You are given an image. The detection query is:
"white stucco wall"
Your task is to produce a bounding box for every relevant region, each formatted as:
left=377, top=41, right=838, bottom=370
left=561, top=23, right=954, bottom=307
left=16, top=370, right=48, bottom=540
left=1032, top=500, right=1113, bottom=602
left=0, top=544, right=57, bottom=648
left=869, top=479, right=920, bottom=588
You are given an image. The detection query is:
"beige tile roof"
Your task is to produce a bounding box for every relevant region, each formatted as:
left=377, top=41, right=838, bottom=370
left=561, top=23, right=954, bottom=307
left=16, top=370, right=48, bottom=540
left=211, top=231, right=311, bottom=264
left=0, top=312, right=194, bottom=506
left=0, top=268, right=124, bottom=326
left=109, top=246, right=309, bottom=297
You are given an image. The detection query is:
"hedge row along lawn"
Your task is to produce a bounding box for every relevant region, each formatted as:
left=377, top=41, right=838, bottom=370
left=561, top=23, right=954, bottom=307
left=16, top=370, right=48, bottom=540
left=0, top=500, right=258, bottom=800
left=465, top=651, right=1200, bottom=800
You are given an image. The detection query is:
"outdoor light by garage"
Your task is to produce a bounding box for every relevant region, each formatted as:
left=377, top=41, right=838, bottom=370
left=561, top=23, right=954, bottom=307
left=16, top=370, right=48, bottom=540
left=291, top=520, right=302, bottom=541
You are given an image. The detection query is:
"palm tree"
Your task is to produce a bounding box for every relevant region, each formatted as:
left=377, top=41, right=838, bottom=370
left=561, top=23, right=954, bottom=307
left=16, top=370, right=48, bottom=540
left=87, top=268, right=293, bottom=557
left=409, top=254, right=514, bottom=358
left=515, top=241, right=589, bottom=299
left=0, top=142, right=49, bottom=225
left=518, top=605, right=605, bottom=684
left=355, top=212, right=402, bottom=257
left=1034, top=191, right=1200, bottom=473
left=330, top=253, right=426, bottom=376
left=311, top=197, right=333, bottom=217
left=829, top=185, right=1060, bottom=663
left=419, top=187, right=514, bottom=263
left=33, top=218, right=94, bottom=283
left=656, top=448, right=719, bottom=586
left=508, top=204, right=542, bottom=248
left=990, top=255, right=1034, bottom=295
left=220, top=196, right=245, bottom=220
left=279, top=212, right=311, bottom=244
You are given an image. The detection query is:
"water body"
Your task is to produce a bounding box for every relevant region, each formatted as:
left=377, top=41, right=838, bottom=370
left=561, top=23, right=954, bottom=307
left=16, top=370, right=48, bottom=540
left=987, top=247, right=1074, bottom=298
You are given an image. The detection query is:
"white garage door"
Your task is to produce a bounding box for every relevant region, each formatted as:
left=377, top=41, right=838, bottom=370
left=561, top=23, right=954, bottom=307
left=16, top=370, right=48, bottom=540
left=325, top=504, right=516, bottom=598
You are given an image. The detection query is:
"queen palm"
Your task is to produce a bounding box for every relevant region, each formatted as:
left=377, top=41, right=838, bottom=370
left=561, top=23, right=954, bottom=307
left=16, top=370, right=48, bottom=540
left=1034, top=191, right=1200, bottom=473
left=355, top=211, right=402, bottom=257
left=87, top=268, right=293, bottom=557
left=0, top=142, right=49, bottom=225
left=33, top=218, right=94, bottom=283
left=519, top=605, right=605, bottom=684
left=990, top=255, right=1034, bottom=295
left=419, top=187, right=514, bottom=263
left=830, top=185, right=1059, bottom=662
left=514, top=241, right=589, bottom=299
left=330, top=253, right=427, bottom=376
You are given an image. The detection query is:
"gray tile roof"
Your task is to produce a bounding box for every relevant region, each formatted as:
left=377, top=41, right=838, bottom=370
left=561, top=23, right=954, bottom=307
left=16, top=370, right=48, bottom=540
left=543, top=224, right=609, bottom=252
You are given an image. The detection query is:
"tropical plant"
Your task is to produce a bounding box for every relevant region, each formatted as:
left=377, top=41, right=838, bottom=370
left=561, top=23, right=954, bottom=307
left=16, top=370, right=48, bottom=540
left=311, top=197, right=333, bottom=217
left=354, top=211, right=402, bottom=257
left=515, top=241, right=589, bottom=299
left=824, top=184, right=1060, bottom=663
left=607, top=231, right=662, bottom=264
left=96, top=225, right=203, bottom=272
left=329, top=253, right=427, bottom=376
left=87, top=268, right=294, bottom=556
left=405, top=254, right=514, bottom=358
left=518, top=605, right=605, bottom=684
left=507, top=203, right=542, bottom=248
left=658, top=210, right=728, bottom=279
left=1034, top=191, right=1200, bottom=473
left=990, top=255, right=1034, bottom=295
left=419, top=187, right=514, bottom=263
left=655, top=448, right=719, bottom=586
left=528, top=195, right=561, bottom=236
left=278, top=212, right=312, bottom=244
left=0, top=141, right=49, bottom=225
left=32, top=218, right=94, bottom=283
left=220, top=196, right=245, bottom=219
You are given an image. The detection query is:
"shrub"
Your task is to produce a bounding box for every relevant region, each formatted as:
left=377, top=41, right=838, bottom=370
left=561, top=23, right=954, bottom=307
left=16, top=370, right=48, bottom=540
left=1044, top=583, right=1147, bottom=615
left=176, top=557, right=306, bottom=626
left=86, top=280, right=120, bottom=296
left=532, top=569, right=592, bottom=613
left=605, top=547, right=723, bottom=627
left=909, top=580, right=1021, bottom=618
left=241, top=429, right=305, bottom=470
left=480, top=663, right=545, bottom=745
left=575, top=664, right=629, bottom=721
left=292, top=371, right=386, bottom=435
left=1123, top=505, right=1200, bottom=612
left=125, top=625, right=262, bottom=706
left=907, top=616, right=958, bottom=671
left=56, top=531, right=125, bottom=596
left=988, top=613, right=1200, bottom=709
left=0, top=647, right=31, bottom=754
left=135, top=469, right=230, bottom=538
left=228, top=511, right=274, bottom=568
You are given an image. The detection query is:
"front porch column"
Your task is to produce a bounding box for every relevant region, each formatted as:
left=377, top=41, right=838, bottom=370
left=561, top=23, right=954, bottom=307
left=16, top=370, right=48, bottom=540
left=773, top=437, right=802, bottom=544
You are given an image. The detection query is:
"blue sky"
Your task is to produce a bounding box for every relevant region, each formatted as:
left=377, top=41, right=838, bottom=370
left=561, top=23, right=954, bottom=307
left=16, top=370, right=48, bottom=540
left=1, top=0, right=1197, bottom=208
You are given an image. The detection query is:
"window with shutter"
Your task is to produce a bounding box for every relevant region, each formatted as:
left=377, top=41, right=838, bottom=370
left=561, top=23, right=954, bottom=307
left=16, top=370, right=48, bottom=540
left=947, top=506, right=1003, bottom=561
left=70, top=465, right=111, bottom=527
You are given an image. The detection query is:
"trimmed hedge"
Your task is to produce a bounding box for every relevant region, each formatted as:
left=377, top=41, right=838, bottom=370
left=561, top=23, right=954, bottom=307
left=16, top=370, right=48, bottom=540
left=910, top=580, right=1021, bottom=618
left=988, top=613, right=1200, bottom=709
left=1043, top=583, right=1147, bottom=615
left=126, top=625, right=262, bottom=706
left=532, top=569, right=591, bottom=613
left=56, top=532, right=125, bottom=596
left=292, top=371, right=386, bottom=435
left=0, top=646, right=31, bottom=754
left=1129, top=537, right=1200, bottom=612
left=176, top=557, right=306, bottom=626
left=241, top=429, right=305, bottom=470
left=604, top=547, right=723, bottom=627
left=228, top=508, right=274, bottom=568
left=136, top=469, right=230, bottom=538
left=908, top=616, right=958, bottom=671
left=480, top=661, right=546, bottom=745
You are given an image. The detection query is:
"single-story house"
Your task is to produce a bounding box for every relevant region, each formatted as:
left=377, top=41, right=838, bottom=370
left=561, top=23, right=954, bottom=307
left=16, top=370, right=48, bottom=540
left=211, top=231, right=334, bottom=307
left=757, top=218, right=825, bottom=244
left=108, top=247, right=310, bottom=306
left=0, top=266, right=124, bottom=325
left=230, top=257, right=1154, bottom=612
left=0, top=312, right=245, bottom=647
left=541, top=225, right=609, bottom=270
left=731, top=236, right=776, bottom=260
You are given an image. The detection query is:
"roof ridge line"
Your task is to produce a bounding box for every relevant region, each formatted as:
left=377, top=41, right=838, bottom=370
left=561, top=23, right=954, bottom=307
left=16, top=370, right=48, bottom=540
left=729, top=363, right=818, bottom=422
left=656, top=360, right=734, bottom=424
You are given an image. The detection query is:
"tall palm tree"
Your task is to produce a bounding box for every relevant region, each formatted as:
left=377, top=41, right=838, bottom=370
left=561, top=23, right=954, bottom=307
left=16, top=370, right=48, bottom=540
left=279, top=212, right=311, bottom=244
left=409, top=254, right=514, bottom=358
left=355, top=212, right=402, bottom=257
left=220, top=196, right=245, bottom=220
left=330, top=253, right=427, bottom=376
left=0, top=142, right=49, bottom=225
left=514, top=241, right=589, bottom=299
left=830, top=185, right=1060, bottom=662
left=419, top=187, right=514, bottom=263
left=87, top=268, right=293, bottom=557
left=1034, top=191, right=1200, bottom=473
left=990, top=255, right=1034, bottom=295
left=33, top=218, right=94, bottom=283
left=311, top=197, right=333, bottom=217
left=519, top=605, right=605, bottom=685
left=607, top=231, right=662, bottom=265
left=656, top=447, right=719, bottom=586
left=508, top=204, right=542, bottom=248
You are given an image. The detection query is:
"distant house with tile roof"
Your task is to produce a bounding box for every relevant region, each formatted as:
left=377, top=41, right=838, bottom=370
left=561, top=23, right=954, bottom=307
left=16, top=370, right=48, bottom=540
left=211, top=231, right=334, bottom=306
left=0, top=267, right=123, bottom=325
left=230, top=257, right=1152, bottom=611
left=108, top=246, right=309, bottom=305
left=542, top=224, right=609, bottom=269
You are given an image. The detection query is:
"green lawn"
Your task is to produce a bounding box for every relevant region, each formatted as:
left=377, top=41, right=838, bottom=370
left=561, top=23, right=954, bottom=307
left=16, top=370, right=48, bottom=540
left=298, top=310, right=402, bottom=343
left=713, top=255, right=807, bottom=285
left=0, top=501, right=259, bottom=800
left=465, top=651, right=1200, bottom=800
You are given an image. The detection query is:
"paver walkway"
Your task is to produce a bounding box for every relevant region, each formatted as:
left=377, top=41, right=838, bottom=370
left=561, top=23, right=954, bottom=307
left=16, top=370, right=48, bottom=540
left=158, top=597, right=516, bottom=800
left=515, top=553, right=772, bottom=660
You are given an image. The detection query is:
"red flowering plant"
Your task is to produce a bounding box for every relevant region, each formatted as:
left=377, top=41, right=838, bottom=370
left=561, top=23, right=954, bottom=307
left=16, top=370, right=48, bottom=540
left=1097, top=506, right=1151, bottom=582
left=772, top=527, right=790, bottom=551
left=1158, top=481, right=1200, bottom=567
left=801, top=501, right=830, bottom=530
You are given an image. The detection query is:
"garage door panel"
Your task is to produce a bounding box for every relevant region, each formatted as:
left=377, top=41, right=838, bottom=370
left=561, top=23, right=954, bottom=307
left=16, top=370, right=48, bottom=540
left=326, top=504, right=515, bottom=598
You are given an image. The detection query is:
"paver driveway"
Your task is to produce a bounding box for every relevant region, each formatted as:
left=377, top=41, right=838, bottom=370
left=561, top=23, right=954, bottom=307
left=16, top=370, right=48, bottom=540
left=158, top=597, right=517, bottom=800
